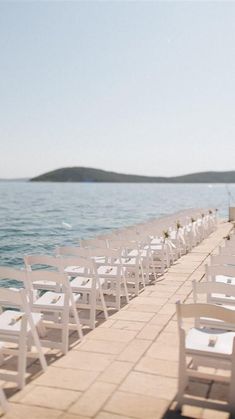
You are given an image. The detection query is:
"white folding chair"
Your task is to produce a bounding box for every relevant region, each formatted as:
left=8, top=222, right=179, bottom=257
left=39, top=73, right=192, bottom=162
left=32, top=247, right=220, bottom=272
left=59, top=256, right=108, bottom=329
left=25, top=259, right=83, bottom=354
left=24, top=254, right=62, bottom=293
left=0, top=276, right=47, bottom=389
left=176, top=301, right=235, bottom=414
left=90, top=248, right=130, bottom=310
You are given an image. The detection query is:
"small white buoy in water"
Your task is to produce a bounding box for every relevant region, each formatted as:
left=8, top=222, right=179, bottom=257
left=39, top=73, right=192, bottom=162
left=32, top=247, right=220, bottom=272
left=62, top=222, right=72, bottom=230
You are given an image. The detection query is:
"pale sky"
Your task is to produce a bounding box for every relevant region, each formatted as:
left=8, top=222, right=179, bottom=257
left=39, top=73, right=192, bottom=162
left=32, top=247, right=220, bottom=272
left=1, top=0, right=235, bottom=179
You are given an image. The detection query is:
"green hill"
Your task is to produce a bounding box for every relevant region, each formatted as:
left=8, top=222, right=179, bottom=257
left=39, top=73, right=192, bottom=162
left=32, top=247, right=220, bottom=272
left=30, top=167, right=235, bottom=183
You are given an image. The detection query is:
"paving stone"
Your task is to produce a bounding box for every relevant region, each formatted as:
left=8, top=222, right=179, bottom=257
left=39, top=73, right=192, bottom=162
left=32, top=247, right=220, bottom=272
left=182, top=405, right=203, bottom=418
left=68, top=381, right=116, bottom=417
left=147, top=340, right=178, bottom=362
left=96, top=412, right=133, bottom=419
left=55, top=351, right=115, bottom=372
left=125, top=304, right=162, bottom=313
left=120, top=371, right=177, bottom=400
left=104, top=390, right=169, bottom=419
left=136, top=324, right=162, bottom=340
left=19, top=385, right=80, bottom=410
left=118, top=339, right=151, bottom=362
left=149, top=313, right=173, bottom=325
left=86, top=327, right=137, bottom=343
left=158, top=304, right=176, bottom=315
left=78, top=338, right=127, bottom=355
left=60, top=414, right=90, bottom=419
left=201, top=408, right=229, bottom=418
left=135, top=356, right=178, bottom=377
left=99, top=361, right=134, bottom=384
left=111, top=310, right=155, bottom=322
left=5, top=403, right=62, bottom=419
left=131, top=297, right=165, bottom=306
left=34, top=366, right=99, bottom=391
left=110, top=320, right=145, bottom=331
left=209, top=382, right=229, bottom=402
left=99, top=319, right=117, bottom=328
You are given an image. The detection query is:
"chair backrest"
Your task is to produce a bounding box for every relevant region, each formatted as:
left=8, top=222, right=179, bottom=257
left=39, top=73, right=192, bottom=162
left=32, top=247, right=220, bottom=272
left=192, top=280, right=235, bottom=303
left=176, top=301, right=235, bottom=328
left=58, top=255, right=95, bottom=272
left=0, top=266, right=26, bottom=286
left=107, top=239, right=140, bottom=257
left=26, top=270, right=72, bottom=306
left=210, top=254, right=235, bottom=266
left=80, top=238, right=108, bottom=249
left=0, top=287, right=26, bottom=310
left=219, top=245, right=235, bottom=256
left=89, top=247, right=122, bottom=261
left=56, top=246, right=90, bottom=258
left=108, top=239, right=139, bottom=249
left=205, top=263, right=235, bottom=280
left=24, top=255, right=62, bottom=271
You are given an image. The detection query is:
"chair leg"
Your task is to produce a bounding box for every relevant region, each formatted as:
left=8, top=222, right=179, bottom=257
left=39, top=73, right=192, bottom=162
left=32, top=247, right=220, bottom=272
left=176, top=347, right=188, bottom=411
left=18, top=330, right=27, bottom=389
left=27, top=317, right=47, bottom=372
left=0, top=388, right=8, bottom=413
left=140, top=262, right=145, bottom=288
left=229, top=350, right=235, bottom=415
left=90, top=294, right=96, bottom=329
left=116, top=282, right=121, bottom=310
left=99, top=289, right=108, bottom=321
left=70, top=298, right=83, bottom=339
left=61, top=308, right=69, bottom=354
left=123, top=277, right=129, bottom=304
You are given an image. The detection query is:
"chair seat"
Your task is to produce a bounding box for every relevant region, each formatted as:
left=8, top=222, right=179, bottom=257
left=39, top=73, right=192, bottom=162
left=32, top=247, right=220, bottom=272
left=150, top=238, right=162, bottom=245
left=120, top=258, right=137, bottom=267
left=97, top=266, right=119, bottom=277
left=211, top=293, right=235, bottom=303
left=215, top=275, right=235, bottom=285
left=70, top=276, right=105, bottom=289
left=128, top=250, right=139, bottom=257
left=186, top=327, right=235, bottom=356
left=33, top=291, right=80, bottom=309
left=0, top=310, right=42, bottom=334
left=64, top=266, right=85, bottom=275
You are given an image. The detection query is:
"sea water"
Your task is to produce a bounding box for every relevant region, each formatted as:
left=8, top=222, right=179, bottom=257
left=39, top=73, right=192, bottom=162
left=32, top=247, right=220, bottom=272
left=0, top=181, right=233, bottom=268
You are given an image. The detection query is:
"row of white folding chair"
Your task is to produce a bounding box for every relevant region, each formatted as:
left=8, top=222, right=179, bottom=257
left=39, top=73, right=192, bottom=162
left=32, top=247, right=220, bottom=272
left=176, top=301, right=235, bottom=414
left=60, top=241, right=145, bottom=296
left=56, top=247, right=129, bottom=311
left=25, top=253, right=103, bottom=331
left=112, top=231, right=169, bottom=280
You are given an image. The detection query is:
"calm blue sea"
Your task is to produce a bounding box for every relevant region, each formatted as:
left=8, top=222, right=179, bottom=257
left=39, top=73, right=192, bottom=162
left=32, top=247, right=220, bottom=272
left=0, top=182, right=234, bottom=268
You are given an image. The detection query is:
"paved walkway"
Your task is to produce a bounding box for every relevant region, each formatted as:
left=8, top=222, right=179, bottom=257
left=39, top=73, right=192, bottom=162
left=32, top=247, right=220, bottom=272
left=3, top=221, right=233, bottom=419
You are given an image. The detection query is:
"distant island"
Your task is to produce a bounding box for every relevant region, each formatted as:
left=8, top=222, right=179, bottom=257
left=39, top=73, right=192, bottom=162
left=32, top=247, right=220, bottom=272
left=30, top=167, right=235, bottom=183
